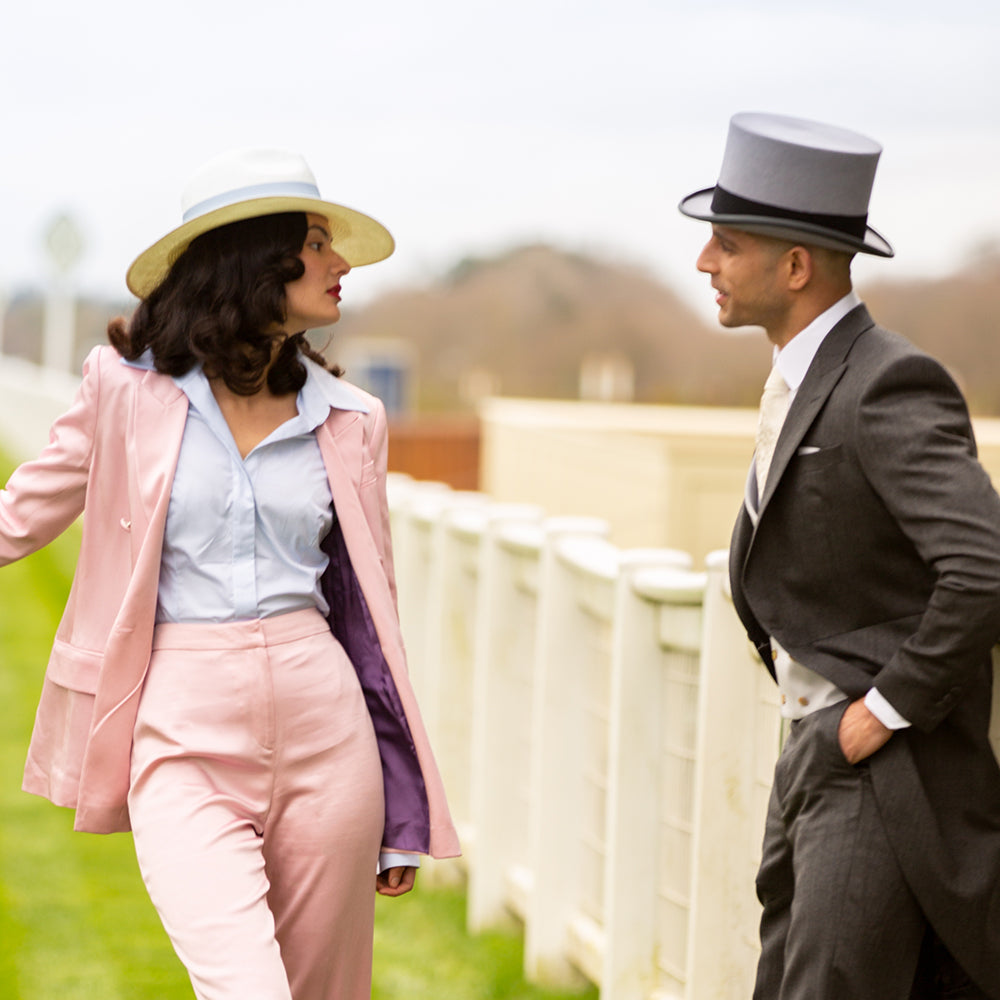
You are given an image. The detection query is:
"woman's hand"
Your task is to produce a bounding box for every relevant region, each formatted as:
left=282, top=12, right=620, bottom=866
left=376, top=865, right=417, bottom=897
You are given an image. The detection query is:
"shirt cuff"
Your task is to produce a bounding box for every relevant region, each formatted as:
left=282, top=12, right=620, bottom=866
left=865, top=687, right=911, bottom=730
left=377, top=852, right=421, bottom=874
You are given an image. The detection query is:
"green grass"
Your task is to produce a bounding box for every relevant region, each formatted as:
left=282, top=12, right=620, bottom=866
left=0, top=455, right=596, bottom=1000
left=373, top=884, right=595, bottom=1000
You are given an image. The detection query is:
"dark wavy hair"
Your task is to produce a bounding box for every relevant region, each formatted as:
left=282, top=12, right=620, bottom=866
left=108, top=212, right=341, bottom=395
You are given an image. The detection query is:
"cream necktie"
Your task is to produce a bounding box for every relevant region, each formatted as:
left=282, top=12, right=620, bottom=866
left=755, top=365, right=790, bottom=495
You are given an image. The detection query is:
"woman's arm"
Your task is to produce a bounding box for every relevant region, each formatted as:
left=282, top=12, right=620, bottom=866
left=0, top=348, right=101, bottom=566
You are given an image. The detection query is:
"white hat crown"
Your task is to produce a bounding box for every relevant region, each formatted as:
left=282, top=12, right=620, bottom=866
left=180, top=149, right=323, bottom=223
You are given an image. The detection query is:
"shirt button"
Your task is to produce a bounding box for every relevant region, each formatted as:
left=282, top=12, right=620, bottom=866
left=780, top=694, right=787, bottom=704
left=798, top=696, right=810, bottom=707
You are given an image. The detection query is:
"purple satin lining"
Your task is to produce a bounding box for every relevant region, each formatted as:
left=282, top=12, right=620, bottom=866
left=320, top=517, right=431, bottom=852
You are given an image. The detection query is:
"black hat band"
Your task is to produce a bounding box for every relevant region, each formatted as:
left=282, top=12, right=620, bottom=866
left=710, top=185, right=869, bottom=240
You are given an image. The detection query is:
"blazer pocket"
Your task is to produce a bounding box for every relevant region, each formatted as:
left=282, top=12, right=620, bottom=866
left=45, top=640, right=102, bottom=694
left=794, top=443, right=843, bottom=474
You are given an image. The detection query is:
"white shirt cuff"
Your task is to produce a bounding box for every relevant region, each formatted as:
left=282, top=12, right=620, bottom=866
left=377, top=851, right=421, bottom=874
left=865, top=687, right=911, bottom=730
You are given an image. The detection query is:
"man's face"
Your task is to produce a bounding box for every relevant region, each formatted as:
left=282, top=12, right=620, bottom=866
left=696, top=225, right=792, bottom=333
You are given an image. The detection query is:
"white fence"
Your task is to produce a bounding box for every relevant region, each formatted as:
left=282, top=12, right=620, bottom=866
left=0, top=355, right=80, bottom=461
left=388, top=474, right=784, bottom=1000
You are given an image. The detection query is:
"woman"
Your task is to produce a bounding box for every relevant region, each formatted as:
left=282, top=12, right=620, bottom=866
left=0, top=148, right=459, bottom=999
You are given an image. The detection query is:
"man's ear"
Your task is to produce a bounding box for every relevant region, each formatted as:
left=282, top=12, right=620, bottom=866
left=785, top=245, right=813, bottom=292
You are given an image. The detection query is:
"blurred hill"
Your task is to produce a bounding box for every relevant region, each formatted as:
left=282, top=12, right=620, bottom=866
left=333, top=244, right=771, bottom=411
left=334, top=242, right=1000, bottom=414
left=3, top=241, right=999, bottom=414
left=860, top=242, right=1000, bottom=415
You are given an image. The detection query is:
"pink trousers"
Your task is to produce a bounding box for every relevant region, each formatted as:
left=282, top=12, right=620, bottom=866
left=128, top=609, right=385, bottom=1000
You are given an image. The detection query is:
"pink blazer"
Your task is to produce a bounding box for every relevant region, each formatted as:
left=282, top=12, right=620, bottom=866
left=0, top=345, right=459, bottom=859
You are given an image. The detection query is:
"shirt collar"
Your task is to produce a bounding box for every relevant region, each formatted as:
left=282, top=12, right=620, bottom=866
left=121, top=349, right=370, bottom=428
left=774, top=290, right=861, bottom=393
left=299, top=354, right=369, bottom=422
left=120, top=349, right=156, bottom=371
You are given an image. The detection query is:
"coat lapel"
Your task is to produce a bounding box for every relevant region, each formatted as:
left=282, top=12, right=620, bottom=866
left=315, top=410, right=400, bottom=652
left=755, top=304, right=874, bottom=517
left=127, top=369, right=188, bottom=546
left=317, top=412, right=376, bottom=551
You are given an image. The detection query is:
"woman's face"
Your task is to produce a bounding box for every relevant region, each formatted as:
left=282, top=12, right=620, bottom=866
left=282, top=213, right=352, bottom=332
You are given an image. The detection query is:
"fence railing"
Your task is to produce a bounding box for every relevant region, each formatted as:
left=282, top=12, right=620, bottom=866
left=388, top=474, right=783, bottom=1000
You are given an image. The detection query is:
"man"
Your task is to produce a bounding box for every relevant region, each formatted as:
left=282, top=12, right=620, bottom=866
left=680, top=112, right=1000, bottom=998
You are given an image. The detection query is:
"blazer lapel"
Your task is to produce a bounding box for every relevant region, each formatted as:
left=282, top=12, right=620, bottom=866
left=128, top=370, right=188, bottom=524
left=315, top=411, right=392, bottom=612
left=317, top=409, right=367, bottom=518
left=756, top=304, right=874, bottom=515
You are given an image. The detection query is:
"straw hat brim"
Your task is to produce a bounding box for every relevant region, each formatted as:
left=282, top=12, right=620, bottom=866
left=679, top=188, right=893, bottom=258
left=126, top=195, right=395, bottom=299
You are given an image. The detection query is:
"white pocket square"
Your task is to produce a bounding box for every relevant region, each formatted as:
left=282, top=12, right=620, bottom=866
left=797, top=446, right=821, bottom=455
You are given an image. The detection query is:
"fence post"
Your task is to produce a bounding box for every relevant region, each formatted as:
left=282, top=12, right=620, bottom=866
left=684, top=550, right=781, bottom=999
left=388, top=477, right=448, bottom=699
left=467, top=516, right=607, bottom=932
left=522, top=534, right=620, bottom=987
left=600, top=557, right=704, bottom=1000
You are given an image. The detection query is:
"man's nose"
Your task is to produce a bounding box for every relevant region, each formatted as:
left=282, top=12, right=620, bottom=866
left=696, top=242, right=716, bottom=273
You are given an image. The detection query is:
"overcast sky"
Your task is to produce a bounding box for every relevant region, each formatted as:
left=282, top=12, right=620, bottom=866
left=2, top=0, right=997, bottom=325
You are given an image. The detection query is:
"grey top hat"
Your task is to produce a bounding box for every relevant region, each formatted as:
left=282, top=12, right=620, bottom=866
left=679, top=112, right=893, bottom=257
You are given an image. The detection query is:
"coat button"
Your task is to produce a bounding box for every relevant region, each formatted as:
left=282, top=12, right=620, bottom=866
left=798, top=696, right=810, bottom=706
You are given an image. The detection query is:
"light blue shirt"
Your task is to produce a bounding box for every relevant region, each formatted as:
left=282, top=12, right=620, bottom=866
left=155, top=355, right=368, bottom=624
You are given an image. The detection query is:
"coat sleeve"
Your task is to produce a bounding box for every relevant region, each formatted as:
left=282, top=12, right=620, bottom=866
left=0, top=347, right=101, bottom=566
left=856, top=351, right=1000, bottom=731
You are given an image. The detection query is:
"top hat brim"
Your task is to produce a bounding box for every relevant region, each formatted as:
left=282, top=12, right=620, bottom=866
left=126, top=195, right=395, bottom=299
left=678, top=187, right=893, bottom=258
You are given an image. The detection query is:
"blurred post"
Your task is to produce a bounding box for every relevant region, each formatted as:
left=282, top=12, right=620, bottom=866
left=42, top=212, right=84, bottom=373
left=0, top=283, right=8, bottom=356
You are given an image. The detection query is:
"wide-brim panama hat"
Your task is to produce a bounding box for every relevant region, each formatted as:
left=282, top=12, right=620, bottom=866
left=679, top=112, right=893, bottom=258
left=126, top=148, right=395, bottom=298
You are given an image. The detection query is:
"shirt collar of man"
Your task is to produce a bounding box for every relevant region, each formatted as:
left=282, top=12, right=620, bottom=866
left=773, top=289, right=861, bottom=395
